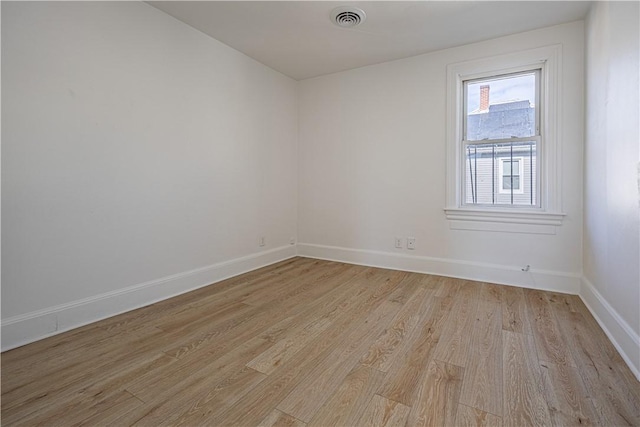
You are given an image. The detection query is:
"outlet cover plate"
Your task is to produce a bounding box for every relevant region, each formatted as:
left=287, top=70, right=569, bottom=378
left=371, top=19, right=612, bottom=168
left=407, top=237, right=416, bottom=250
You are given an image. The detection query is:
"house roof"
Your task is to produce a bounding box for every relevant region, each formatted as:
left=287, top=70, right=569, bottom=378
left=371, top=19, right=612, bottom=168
left=467, top=100, right=535, bottom=140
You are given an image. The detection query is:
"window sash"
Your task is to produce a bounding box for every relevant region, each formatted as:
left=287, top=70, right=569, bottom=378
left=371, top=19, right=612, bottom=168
left=462, top=136, right=540, bottom=207
left=463, top=69, right=541, bottom=142
left=460, top=66, right=542, bottom=209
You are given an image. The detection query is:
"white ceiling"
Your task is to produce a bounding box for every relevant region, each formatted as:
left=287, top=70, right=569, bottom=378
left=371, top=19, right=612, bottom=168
left=148, top=1, right=592, bottom=80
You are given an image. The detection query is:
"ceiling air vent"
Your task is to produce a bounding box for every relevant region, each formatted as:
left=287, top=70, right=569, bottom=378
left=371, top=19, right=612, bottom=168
left=330, top=6, right=366, bottom=28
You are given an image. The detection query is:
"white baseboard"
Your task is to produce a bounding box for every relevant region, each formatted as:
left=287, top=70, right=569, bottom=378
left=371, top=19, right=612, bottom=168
left=297, top=243, right=581, bottom=294
left=1, top=245, right=296, bottom=352
left=579, top=277, right=640, bottom=381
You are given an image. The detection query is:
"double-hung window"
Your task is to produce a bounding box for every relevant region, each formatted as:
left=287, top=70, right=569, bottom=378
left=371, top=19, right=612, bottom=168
left=499, top=157, right=525, bottom=195
left=445, top=46, right=565, bottom=234
left=463, top=70, right=539, bottom=206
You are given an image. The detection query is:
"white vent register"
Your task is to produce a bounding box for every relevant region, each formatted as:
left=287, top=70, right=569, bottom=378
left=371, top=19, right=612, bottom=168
left=330, top=7, right=366, bottom=28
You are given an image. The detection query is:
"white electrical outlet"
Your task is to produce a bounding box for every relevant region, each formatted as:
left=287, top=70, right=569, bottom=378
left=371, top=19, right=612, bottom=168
left=407, top=237, right=416, bottom=250
left=259, top=236, right=266, bottom=247
left=394, top=237, right=403, bottom=249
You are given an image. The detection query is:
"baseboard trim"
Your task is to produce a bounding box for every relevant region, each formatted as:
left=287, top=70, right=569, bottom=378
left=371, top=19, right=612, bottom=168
left=1, top=245, right=297, bottom=352
left=297, top=243, right=580, bottom=294
left=579, top=277, right=640, bottom=381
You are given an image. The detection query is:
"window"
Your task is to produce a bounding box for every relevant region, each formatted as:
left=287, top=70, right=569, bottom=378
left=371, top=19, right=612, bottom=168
left=499, top=157, right=524, bottom=194
left=445, top=46, right=565, bottom=234
left=463, top=71, right=538, bottom=206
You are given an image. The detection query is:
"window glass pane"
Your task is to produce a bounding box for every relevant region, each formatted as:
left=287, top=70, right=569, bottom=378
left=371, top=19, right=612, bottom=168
left=464, top=141, right=536, bottom=206
left=503, top=161, right=512, bottom=176
left=465, top=73, right=537, bottom=141
left=503, top=176, right=520, bottom=190
left=502, top=160, right=520, bottom=176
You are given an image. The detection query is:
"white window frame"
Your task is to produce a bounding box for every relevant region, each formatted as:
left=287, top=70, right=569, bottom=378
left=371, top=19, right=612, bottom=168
left=498, top=157, right=525, bottom=195
left=444, top=45, right=565, bottom=234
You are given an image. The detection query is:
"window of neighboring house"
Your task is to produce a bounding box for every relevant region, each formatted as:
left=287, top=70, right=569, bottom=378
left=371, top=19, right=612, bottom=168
left=445, top=46, right=565, bottom=233
left=499, top=157, right=524, bottom=194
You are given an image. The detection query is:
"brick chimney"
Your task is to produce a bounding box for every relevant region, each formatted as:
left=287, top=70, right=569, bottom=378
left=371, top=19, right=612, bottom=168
left=480, top=85, right=490, bottom=111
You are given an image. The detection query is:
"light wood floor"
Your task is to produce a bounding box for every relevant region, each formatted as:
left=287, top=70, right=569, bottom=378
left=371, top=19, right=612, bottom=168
left=2, top=257, right=639, bottom=426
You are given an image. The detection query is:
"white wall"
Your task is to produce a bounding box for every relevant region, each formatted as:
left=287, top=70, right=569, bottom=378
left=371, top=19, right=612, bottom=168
left=582, top=1, right=640, bottom=376
left=1, top=2, right=298, bottom=348
left=298, top=22, right=584, bottom=291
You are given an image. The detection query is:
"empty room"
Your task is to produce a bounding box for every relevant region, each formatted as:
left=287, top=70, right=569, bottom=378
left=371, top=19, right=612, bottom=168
left=2, top=1, right=639, bottom=425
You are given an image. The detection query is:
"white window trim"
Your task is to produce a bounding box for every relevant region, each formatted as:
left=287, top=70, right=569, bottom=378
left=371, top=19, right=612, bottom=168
left=444, top=45, right=565, bottom=233
left=498, top=157, right=525, bottom=195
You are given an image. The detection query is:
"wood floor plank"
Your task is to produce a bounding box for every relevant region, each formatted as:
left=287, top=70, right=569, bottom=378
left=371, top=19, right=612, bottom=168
left=524, top=289, right=577, bottom=367
left=455, top=404, right=502, bottom=427
left=1, top=324, right=112, bottom=378
left=9, top=388, right=143, bottom=426
left=240, top=260, right=344, bottom=307
left=1, top=351, right=176, bottom=425
left=2, top=325, right=175, bottom=412
left=553, top=309, right=640, bottom=425
left=72, top=391, right=145, bottom=427
left=356, top=394, right=411, bottom=427
left=501, top=285, right=532, bottom=334
left=1, top=322, right=162, bottom=392
left=432, top=280, right=480, bottom=367
left=406, top=359, right=464, bottom=427
left=359, top=280, right=434, bottom=372
left=307, top=364, right=386, bottom=427
left=133, top=366, right=268, bottom=427
left=244, top=267, right=388, bottom=376
left=157, top=300, right=255, bottom=335
left=259, top=409, right=307, bottom=427
left=254, top=267, right=381, bottom=347
left=433, top=275, right=462, bottom=297
left=3, top=258, right=639, bottom=427
left=538, top=361, right=598, bottom=426
left=479, top=282, right=502, bottom=304
left=125, top=332, right=272, bottom=403
left=416, top=273, right=443, bottom=291
left=126, top=268, right=370, bottom=413
left=193, top=268, right=408, bottom=426
left=459, top=284, right=503, bottom=416
left=545, top=291, right=581, bottom=314
left=377, top=280, right=459, bottom=406
left=502, top=330, right=552, bottom=426
left=246, top=316, right=332, bottom=375
left=159, top=262, right=361, bottom=360
left=565, top=294, right=637, bottom=376
left=275, top=298, right=404, bottom=422
left=106, top=366, right=266, bottom=427
left=102, top=258, right=317, bottom=336
left=150, top=263, right=314, bottom=331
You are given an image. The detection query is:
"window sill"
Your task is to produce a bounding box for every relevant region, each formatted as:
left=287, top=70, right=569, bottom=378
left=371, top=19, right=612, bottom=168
left=443, top=207, right=565, bottom=235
